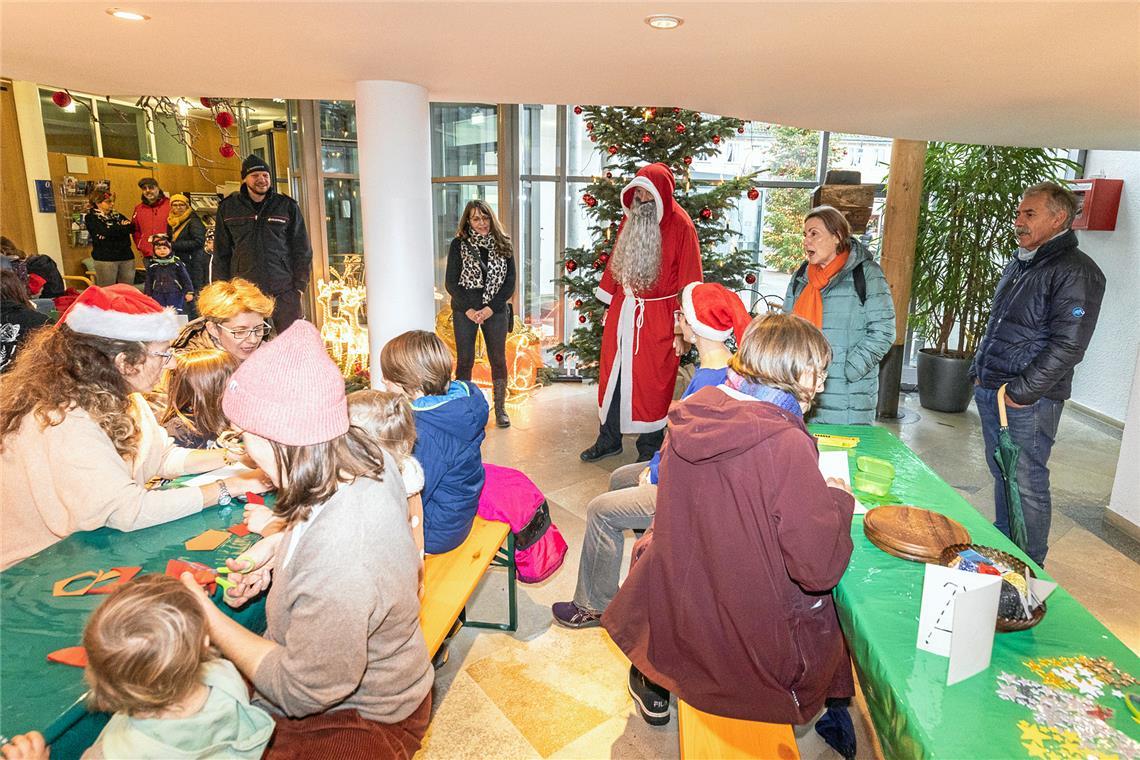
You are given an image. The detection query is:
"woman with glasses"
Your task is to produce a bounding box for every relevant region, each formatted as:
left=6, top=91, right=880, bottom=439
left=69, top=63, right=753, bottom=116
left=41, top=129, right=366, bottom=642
left=0, top=285, right=269, bottom=569
left=172, top=278, right=276, bottom=363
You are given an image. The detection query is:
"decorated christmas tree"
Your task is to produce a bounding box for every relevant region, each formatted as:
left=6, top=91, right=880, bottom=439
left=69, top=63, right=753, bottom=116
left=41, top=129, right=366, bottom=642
left=554, top=106, right=758, bottom=378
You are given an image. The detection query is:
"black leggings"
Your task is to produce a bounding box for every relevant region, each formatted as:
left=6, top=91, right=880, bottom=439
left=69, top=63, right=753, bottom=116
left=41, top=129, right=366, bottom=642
left=453, top=308, right=508, bottom=382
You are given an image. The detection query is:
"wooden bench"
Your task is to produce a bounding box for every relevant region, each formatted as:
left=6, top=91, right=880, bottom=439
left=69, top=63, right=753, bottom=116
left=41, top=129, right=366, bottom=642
left=678, top=700, right=799, bottom=760
left=418, top=516, right=517, bottom=657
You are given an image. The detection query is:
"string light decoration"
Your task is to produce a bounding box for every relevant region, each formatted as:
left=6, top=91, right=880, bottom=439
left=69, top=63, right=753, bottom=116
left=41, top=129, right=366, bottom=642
left=316, top=257, right=369, bottom=378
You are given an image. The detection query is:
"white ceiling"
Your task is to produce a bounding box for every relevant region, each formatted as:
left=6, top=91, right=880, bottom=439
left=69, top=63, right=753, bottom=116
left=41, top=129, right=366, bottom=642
left=3, top=1, right=1138, bottom=150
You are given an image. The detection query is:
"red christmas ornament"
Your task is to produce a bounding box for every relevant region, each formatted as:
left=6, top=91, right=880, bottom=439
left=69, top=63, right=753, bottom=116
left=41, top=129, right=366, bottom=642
left=573, top=105, right=583, bottom=115
left=215, top=111, right=235, bottom=129
left=672, top=107, right=682, bottom=115
left=607, top=145, right=619, bottom=155
left=589, top=135, right=597, bottom=142
left=555, top=353, right=565, bottom=363
left=747, top=187, right=760, bottom=201
left=737, top=126, right=746, bottom=134
left=586, top=121, right=594, bottom=131
left=51, top=91, right=72, bottom=108
left=700, top=207, right=713, bottom=220
left=745, top=272, right=758, bottom=285
left=565, top=260, right=577, bottom=272
left=592, top=259, right=602, bottom=270
left=574, top=299, right=583, bottom=308
left=604, top=171, right=612, bottom=179
left=578, top=315, right=587, bottom=324
left=712, top=135, right=721, bottom=145
left=683, top=156, right=693, bottom=166
left=219, top=143, right=236, bottom=159
left=599, top=254, right=609, bottom=265
left=582, top=193, right=597, bottom=207
left=641, top=134, right=652, bottom=144
left=675, top=123, right=686, bottom=134
left=199, top=97, right=214, bottom=108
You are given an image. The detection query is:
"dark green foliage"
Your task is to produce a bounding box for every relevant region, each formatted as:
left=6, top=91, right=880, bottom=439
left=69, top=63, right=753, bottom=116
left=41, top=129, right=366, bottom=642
left=553, top=106, right=758, bottom=378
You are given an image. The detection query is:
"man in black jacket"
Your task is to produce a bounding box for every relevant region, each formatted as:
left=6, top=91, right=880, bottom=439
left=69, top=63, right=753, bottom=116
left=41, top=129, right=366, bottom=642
left=971, top=182, right=1105, bottom=565
left=214, top=155, right=312, bottom=331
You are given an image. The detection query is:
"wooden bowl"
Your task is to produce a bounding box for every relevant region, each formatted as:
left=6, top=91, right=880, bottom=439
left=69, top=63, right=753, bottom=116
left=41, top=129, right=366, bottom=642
left=938, top=543, right=1047, bottom=632
left=863, top=505, right=970, bottom=563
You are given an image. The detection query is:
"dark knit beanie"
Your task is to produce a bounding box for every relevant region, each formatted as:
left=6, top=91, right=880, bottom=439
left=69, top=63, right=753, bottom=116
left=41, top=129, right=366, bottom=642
left=241, top=154, right=272, bottom=179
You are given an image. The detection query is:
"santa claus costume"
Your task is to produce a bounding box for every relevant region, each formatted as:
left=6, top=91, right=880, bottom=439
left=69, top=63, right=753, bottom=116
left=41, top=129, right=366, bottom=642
left=582, top=163, right=702, bottom=462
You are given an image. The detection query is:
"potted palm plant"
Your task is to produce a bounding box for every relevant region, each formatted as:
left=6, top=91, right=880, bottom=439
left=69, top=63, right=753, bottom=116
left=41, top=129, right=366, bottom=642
left=911, top=143, right=1078, bottom=412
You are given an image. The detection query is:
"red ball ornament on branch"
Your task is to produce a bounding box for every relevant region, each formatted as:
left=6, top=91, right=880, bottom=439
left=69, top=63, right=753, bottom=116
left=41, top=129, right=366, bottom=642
left=683, top=156, right=693, bottom=166
left=674, top=123, right=686, bottom=134
left=582, top=193, right=597, bottom=208
left=592, top=259, right=602, bottom=270
left=737, top=126, right=746, bottom=134
left=199, top=97, right=214, bottom=108
left=641, top=134, right=652, bottom=144
left=586, top=121, right=594, bottom=131
left=607, top=145, right=619, bottom=155
left=604, top=171, right=612, bottom=179
left=589, top=135, right=597, bottom=142
left=51, top=91, right=72, bottom=108
left=219, top=143, right=236, bottom=159
left=747, top=187, right=760, bottom=201
left=573, top=105, right=583, bottom=115
left=215, top=111, right=235, bottom=129
left=712, top=135, right=721, bottom=145
left=565, top=260, right=577, bottom=272
left=700, top=207, right=713, bottom=220
left=598, top=254, right=609, bottom=266
left=745, top=272, right=758, bottom=285
left=574, top=299, right=583, bottom=308
left=555, top=353, right=565, bottom=363
left=672, top=107, right=682, bottom=115
left=578, top=315, right=588, bottom=324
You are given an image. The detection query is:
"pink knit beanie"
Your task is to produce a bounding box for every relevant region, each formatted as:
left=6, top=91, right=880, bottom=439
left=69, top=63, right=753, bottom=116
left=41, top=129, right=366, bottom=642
left=222, top=320, right=349, bottom=446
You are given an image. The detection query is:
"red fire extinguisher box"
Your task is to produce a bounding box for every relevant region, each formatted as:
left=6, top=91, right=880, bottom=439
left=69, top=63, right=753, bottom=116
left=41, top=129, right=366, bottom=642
left=1070, top=178, right=1123, bottom=231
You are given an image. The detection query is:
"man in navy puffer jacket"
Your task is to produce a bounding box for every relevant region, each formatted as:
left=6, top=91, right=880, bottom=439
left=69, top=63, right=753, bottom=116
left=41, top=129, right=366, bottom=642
left=971, top=182, right=1105, bottom=566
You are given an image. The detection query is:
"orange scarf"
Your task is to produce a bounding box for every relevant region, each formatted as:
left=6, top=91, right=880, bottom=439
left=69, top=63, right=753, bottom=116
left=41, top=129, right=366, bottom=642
left=792, top=251, right=849, bottom=328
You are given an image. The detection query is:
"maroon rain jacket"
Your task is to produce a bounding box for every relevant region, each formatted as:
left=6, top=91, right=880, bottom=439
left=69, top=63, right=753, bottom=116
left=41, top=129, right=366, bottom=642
left=602, top=385, right=856, bottom=724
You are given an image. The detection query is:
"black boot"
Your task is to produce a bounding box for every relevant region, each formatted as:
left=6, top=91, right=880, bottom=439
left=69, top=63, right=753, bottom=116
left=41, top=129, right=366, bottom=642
left=493, top=379, right=511, bottom=428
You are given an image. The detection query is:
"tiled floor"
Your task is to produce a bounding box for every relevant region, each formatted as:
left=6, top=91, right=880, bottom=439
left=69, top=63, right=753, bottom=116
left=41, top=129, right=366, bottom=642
left=416, top=384, right=1140, bottom=759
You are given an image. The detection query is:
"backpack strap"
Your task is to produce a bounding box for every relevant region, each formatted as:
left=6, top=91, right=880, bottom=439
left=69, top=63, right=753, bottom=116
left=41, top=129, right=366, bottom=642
left=853, top=260, right=867, bottom=306
left=791, top=261, right=808, bottom=299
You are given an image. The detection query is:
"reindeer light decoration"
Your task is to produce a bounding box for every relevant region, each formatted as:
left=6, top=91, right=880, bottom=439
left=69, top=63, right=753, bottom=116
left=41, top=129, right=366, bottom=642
left=317, top=258, right=369, bottom=376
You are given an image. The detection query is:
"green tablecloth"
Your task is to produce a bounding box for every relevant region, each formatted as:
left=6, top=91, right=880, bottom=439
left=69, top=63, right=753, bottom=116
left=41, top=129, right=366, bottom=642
left=818, top=424, right=1140, bottom=760
left=0, top=502, right=265, bottom=759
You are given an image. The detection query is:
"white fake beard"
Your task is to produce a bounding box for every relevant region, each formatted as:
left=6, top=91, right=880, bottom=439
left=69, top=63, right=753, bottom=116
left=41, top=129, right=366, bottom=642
left=610, top=199, right=662, bottom=292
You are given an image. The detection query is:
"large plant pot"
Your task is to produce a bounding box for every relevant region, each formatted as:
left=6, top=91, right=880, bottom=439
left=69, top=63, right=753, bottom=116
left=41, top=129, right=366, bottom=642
left=916, top=348, right=974, bottom=413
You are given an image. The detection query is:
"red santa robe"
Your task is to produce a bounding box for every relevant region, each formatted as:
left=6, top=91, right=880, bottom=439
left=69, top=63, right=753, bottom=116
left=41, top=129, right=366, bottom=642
left=595, top=163, right=703, bottom=433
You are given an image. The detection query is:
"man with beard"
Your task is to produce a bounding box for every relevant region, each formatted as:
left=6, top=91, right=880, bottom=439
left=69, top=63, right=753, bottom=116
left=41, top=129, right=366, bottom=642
left=971, top=182, right=1105, bottom=566
left=580, top=163, right=703, bottom=463
left=132, top=178, right=170, bottom=266
left=214, top=155, right=313, bottom=331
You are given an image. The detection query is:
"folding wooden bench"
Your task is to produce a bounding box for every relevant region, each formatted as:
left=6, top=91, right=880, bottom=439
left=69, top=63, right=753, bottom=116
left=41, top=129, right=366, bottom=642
left=678, top=700, right=799, bottom=760
left=418, top=516, right=517, bottom=657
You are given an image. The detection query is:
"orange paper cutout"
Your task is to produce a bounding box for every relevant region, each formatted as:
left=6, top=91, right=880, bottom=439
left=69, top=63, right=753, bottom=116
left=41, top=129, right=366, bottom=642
left=87, top=566, right=141, bottom=595
left=53, top=571, right=104, bottom=597
left=47, top=646, right=88, bottom=668
left=227, top=523, right=251, bottom=537
left=165, top=559, right=217, bottom=593
left=184, top=529, right=230, bottom=551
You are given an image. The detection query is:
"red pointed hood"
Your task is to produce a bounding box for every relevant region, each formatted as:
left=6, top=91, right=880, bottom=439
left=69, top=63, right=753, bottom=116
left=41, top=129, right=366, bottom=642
left=621, top=162, right=677, bottom=224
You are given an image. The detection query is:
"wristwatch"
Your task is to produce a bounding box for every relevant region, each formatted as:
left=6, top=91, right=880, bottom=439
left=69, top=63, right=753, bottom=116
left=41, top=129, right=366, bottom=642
left=216, top=479, right=233, bottom=507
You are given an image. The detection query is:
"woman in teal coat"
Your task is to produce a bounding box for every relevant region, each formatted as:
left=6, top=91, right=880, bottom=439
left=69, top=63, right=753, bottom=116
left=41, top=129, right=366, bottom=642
left=784, top=206, right=895, bottom=424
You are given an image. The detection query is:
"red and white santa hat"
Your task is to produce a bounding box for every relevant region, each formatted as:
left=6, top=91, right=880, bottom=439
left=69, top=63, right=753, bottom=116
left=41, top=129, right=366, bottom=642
left=60, top=284, right=181, bottom=342
left=680, top=282, right=753, bottom=345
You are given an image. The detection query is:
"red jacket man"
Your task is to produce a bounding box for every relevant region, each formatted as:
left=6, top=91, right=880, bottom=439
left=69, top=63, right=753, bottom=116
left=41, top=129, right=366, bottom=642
left=580, top=163, right=702, bottom=463
left=132, top=177, right=170, bottom=261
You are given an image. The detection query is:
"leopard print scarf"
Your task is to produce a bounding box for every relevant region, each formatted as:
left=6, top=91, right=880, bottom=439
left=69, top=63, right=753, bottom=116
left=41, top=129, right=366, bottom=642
left=458, top=233, right=508, bottom=305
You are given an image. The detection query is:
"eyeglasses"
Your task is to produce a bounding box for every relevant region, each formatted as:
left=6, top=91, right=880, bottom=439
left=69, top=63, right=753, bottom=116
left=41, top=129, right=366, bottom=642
left=148, top=350, right=174, bottom=361
left=215, top=323, right=271, bottom=341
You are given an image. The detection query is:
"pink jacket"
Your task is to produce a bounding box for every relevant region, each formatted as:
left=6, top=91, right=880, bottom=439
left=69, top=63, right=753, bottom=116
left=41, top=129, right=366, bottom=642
left=476, top=464, right=567, bottom=583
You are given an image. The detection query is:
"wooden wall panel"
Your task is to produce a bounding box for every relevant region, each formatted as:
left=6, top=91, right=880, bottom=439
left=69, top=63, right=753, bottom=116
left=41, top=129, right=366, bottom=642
left=1, top=83, right=37, bottom=253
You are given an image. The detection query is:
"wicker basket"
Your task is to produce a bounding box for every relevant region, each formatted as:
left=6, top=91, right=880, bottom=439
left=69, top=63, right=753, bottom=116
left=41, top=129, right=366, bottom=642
left=938, top=543, right=1047, bottom=632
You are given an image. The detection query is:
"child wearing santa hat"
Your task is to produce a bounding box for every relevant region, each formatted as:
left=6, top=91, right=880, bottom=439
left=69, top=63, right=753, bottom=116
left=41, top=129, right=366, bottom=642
left=0, top=284, right=268, bottom=569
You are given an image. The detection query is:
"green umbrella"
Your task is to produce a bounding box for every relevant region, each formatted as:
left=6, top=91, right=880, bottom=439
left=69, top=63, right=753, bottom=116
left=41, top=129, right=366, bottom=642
left=994, top=384, right=1029, bottom=552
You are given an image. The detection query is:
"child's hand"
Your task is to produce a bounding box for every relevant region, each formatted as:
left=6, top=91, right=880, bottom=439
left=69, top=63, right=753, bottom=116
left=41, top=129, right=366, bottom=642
left=825, top=477, right=853, bottom=494
left=244, top=504, right=281, bottom=535
left=220, top=533, right=282, bottom=608
left=1, top=731, right=50, bottom=759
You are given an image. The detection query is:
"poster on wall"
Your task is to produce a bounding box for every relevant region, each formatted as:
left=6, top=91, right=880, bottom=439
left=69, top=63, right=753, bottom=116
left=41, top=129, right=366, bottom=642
left=35, top=180, right=56, bottom=213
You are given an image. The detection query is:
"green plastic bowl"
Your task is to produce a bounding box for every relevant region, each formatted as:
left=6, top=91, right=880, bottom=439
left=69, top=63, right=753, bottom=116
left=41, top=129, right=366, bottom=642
left=857, top=456, right=896, bottom=481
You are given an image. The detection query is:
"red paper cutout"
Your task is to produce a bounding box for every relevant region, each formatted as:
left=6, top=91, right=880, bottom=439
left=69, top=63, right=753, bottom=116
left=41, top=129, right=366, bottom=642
left=228, top=523, right=251, bottom=537
left=47, top=646, right=88, bottom=668
left=87, top=566, right=142, bottom=595
left=245, top=492, right=265, bottom=505
left=165, top=559, right=217, bottom=593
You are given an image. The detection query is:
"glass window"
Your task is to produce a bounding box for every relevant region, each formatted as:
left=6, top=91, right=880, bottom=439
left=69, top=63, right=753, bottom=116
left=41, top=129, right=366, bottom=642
left=692, top=122, right=822, bottom=183
left=520, top=104, right=559, bottom=176
left=431, top=183, right=499, bottom=300
left=828, top=133, right=892, bottom=185
left=761, top=187, right=814, bottom=275
left=321, top=143, right=358, bottom=174
left=39, top=89, right=96, bottom=155
left=98, top=101, right=147, bottom=161
left=319, top=101, right=356, bottom=140
left=566, top=107, right=602, bottom=178
left=154, top=116, right=188, bottom=165
left=431, top=104, right=498, bottom=178
left=323, top=178, right=363, bottom=277
left=518, top=180, right=559, bottom=349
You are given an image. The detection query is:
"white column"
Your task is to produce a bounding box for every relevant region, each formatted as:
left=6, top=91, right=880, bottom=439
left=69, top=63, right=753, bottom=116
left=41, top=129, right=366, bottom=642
left=11, top=80, right=64, bottom=267
left=1107, top=345, right=1140, bottom=541
left=355, top=81, right=436, bottom=385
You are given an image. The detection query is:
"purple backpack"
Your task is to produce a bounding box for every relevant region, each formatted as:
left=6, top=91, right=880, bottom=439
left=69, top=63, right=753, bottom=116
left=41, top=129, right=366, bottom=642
left=477, top=464, right=567, bottom=583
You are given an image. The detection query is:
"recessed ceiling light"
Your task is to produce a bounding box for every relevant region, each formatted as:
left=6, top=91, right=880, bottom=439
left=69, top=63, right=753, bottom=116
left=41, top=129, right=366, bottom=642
left=645, top=14, right=682, bottom=30
left=107, top=8, right=150, bottom=21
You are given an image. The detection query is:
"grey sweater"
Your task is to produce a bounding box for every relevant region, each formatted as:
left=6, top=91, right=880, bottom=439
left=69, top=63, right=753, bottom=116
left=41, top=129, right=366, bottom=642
left=252, top=461, right=433, bottom=723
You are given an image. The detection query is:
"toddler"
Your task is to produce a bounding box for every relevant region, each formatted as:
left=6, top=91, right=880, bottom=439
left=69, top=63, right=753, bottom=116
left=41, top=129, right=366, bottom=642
left=144, top=234, right=194, bottom=314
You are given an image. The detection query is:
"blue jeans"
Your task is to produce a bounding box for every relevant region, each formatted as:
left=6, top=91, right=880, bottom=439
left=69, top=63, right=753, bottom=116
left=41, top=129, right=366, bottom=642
left=974, top=386, right=1064, bottom=566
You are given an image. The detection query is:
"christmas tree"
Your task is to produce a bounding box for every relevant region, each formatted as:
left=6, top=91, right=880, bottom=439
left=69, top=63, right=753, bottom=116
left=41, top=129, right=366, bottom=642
left=554, top=106, right=758, bottom=379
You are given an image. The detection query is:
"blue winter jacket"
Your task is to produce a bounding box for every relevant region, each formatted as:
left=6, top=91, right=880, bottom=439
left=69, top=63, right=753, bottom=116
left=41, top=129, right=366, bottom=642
left=412, top=381, right=489, bottom=554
